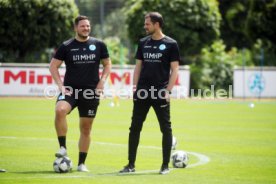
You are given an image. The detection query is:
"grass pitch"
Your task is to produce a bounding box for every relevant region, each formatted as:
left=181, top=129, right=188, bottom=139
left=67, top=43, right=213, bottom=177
left=0, top=97, right=276, bottom=184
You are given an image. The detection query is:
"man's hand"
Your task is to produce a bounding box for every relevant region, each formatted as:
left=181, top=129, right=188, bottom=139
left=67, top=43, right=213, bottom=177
left=95, top=80, right=105, bottom=95
left=165, top=89, right=171, bottom=102
left=132, top=85, right=137, bottom=93
left=60, top=86, right=73, bottom=96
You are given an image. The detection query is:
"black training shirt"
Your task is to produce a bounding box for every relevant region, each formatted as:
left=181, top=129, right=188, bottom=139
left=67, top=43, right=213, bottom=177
left=136, top=36, right=180, bottom=88
left=54, top=37, right=109, bottom=88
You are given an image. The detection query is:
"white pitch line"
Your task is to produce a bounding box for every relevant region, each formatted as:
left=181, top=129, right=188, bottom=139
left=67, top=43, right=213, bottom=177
left=0, top=136, right=210, bottom=178
left=95, top=142, right=210, bottom=168
left=186, top=151, right=210, bottom=168
left=0, top=136, right=17, bottom=139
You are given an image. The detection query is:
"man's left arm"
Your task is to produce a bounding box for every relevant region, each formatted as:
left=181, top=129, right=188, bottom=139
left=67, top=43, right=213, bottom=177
left=166, top=61, right=179, bottom=93
left=96, top=58, right=112, bottom=92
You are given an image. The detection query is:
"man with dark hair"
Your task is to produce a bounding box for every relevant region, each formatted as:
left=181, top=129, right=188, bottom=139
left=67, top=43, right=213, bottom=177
left=145, top=12, right=164, bottom=28
left=120, top=12, right=180, bottom=175
left=49, top=15, right=111, bottom=172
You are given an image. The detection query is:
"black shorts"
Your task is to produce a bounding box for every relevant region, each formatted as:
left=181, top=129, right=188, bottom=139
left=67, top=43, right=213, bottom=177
left=56, top=89, right=100, bottom=118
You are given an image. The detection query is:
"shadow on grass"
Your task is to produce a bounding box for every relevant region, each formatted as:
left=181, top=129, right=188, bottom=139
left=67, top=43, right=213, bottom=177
left=11, top=170, right=161, bottom=176
left=117, top=173, right=160, bottom=176
left=97, top=171, right=160, bottom=176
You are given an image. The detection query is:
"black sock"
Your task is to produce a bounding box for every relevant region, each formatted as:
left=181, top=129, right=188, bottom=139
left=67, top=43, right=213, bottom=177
left=58, top=136, right=66, bottom=148
left=78, top=152, right=87, bottom=166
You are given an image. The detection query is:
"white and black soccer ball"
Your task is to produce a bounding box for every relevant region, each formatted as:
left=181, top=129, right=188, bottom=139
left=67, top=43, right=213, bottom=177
left=172, top=136, right=177, bottom=150
left=171, top=150, right=188, bottom=168
left=53, top=156, right=73, bottom=173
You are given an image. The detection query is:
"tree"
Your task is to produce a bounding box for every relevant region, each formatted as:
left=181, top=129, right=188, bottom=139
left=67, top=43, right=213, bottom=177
left=93, top=8, right=129, bottom=46
left=125, top=0, right=221, bottom=64
left=103, top=37, right=129, bottom=65
left=219, top=0, right=251, bottom=49
left=93, top=9, right=131, bottom=65
left=219, top=0, right=276, bottom=65
left=191, top=40, right=254, bottom=91
left=75, top=0, right=125, bottom=38
left=248, top=0, right=276, bottom=66
left=0, top=0, right=78, bottom=62
left=249, top=0, right=276, bottom=45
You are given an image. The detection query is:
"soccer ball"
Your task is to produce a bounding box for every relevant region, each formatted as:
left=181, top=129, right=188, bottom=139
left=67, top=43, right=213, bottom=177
left=53, top=156, right=73, bottom=173
left=172, top=136, right=177, bottom=150
left=171, top=150, right=188, bottom=168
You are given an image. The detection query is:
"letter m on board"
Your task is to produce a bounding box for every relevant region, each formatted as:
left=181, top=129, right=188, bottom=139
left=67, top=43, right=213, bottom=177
left=4, top=70, right=26, bottom=84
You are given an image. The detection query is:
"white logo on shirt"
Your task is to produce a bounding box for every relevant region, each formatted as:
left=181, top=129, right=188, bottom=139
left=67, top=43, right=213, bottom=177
left=73, top=54, right=96, bottom=61
left=143, top=53, right=162, bottom=59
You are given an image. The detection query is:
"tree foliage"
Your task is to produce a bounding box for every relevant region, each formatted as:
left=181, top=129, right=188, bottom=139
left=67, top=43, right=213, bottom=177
left=191, top=40, right=254, bottom=91
left=219, top=0, right=276, bottom=65
left=75, top=0, right=124, bottom=26
left=104, top=37, right=129, bottom=65
left=94, top=9, right=129, bottom=46
left=219, top=0, right=276, bottom=48
left=0, top=0, right=78, bottom=62
left=125, top=0, right=221, bottom=63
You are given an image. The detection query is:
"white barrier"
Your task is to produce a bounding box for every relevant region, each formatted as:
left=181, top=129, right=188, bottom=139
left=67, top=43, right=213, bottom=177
left=0, top=63, right=190, bottom=98
left=234, top=67, right=276, bottom=98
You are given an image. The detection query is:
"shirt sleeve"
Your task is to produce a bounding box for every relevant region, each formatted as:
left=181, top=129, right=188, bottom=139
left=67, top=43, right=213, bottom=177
left=53, top=44, right=66, bottom=61
left=100, top=41, right=109, bottom=59
left=169, top=42, right=181, bottom=63
left=135, top=41, right=143, bottom=60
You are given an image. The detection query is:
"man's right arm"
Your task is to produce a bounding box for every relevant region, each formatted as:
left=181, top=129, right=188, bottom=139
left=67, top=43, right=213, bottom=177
left=49, top=58, right=63, bottom=92
left=133, top=59, right=142, bottom=91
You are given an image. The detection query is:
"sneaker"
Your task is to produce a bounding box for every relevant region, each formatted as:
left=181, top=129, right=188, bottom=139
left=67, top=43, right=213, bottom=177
left=159, top=165, right=170, bottom=175
left=55, top=146, right=67, bottom=158
left=119, top=164, right=135, bottom=173
left=77, top=164, right=89, bottom=172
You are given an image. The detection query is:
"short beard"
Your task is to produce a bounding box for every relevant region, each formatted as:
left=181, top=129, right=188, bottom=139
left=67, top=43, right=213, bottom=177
left=146, top=30, right=154, bottom=35
left=77, top=33, right=89, bottom=40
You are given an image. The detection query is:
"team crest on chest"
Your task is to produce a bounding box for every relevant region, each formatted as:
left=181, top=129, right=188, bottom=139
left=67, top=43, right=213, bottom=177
left=159, top=44, right=166, bottom=50
left=89, top=44, right=96, bottom=51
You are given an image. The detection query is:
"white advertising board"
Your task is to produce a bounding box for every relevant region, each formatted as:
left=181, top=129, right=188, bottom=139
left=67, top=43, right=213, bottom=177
left=0, top=64, right=190, bottom=98
left=234, top=67, right=276, bottom=98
